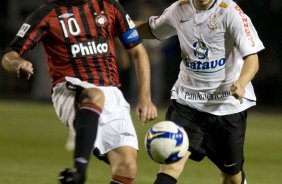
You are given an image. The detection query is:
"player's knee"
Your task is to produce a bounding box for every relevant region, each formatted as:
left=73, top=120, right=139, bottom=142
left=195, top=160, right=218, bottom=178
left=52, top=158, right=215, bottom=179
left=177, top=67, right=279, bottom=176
left=119, top=157, right=137, bottom=178
left=220, top=171, right=242, bottom=184
left=111, top=153, right=137, bottom=178
left=79, top=88, right=105, bottom=109
left=121, top=159, right=137, bottom=178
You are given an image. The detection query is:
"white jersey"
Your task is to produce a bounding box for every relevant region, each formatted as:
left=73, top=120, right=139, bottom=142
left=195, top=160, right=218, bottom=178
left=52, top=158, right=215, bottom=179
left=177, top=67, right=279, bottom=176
left=149, top=0, right=265, bottom=115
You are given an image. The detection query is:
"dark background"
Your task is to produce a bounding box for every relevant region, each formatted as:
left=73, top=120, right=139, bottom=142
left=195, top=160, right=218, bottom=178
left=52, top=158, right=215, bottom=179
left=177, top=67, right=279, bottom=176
left=0, top=0, right=281, bottom=111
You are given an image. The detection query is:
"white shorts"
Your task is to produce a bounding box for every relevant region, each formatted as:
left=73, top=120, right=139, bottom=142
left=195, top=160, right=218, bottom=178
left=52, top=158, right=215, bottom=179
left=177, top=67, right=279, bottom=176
left=51, top=77, right=138, bottom=155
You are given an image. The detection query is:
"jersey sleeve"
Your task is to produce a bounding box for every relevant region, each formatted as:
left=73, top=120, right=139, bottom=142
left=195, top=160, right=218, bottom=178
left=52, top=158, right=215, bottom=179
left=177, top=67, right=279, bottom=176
left=113, top=0, right=142, bottom=49
left=4, top=4, right=50, bottom=57
left=148, top=2, right=178, bottom=40
left=225, top=2, right=265, bottom=57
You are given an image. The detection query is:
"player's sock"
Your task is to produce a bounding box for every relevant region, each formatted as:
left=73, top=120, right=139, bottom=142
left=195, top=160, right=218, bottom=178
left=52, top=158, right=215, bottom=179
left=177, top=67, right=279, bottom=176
left=110, top=175, right=134, bottom=184
left=74, top=102, right=101, bottom=183
left=154, top=173, right=177, bottom=184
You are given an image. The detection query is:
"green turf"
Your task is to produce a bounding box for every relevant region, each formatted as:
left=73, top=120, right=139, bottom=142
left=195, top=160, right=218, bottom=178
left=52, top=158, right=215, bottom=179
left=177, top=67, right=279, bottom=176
left=0, top=101, right=281, bottom=184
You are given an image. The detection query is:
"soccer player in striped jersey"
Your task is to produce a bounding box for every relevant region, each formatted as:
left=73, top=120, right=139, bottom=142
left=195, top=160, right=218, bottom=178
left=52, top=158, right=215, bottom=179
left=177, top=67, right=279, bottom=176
left=1, top=0, right=158, bottom=184
left=136, top=0, right=264, bottom=184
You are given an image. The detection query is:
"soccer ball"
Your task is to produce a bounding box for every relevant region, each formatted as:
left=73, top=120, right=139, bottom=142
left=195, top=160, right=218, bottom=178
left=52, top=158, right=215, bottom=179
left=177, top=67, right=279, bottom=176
left=144, top=121, right=189, bottom=164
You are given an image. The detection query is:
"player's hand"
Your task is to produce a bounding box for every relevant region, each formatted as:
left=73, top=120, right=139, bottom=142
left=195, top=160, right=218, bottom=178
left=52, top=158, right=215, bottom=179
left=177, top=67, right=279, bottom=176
left=231, top=82, right=245, bottom=101
left=17, top=61, right=33, bottom=80
left=135, top=98, right=158, bottom=125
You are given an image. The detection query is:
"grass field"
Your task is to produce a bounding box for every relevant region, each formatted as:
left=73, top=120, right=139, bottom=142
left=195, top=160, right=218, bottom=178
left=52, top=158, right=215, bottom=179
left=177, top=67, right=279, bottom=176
left=0, top=101, right=281, bottom=184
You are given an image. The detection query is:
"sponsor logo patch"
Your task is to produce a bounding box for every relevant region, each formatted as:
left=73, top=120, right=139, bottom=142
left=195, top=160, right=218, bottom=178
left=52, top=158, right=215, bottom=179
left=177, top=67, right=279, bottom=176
left=59, top=13, right=74, bottom=19
left=184, top=41, right=226, bottom=73
left=180, top=18, right=192, bottom=24
left=126, top=14, right=135, bottom=29
left=71, top=39, right=109, bottom=58
left=223, top=163, right=237, bottom=167
left=235, top=5, right=255, bottom=47
left=16, top=23, right=31, bottom=38
left=219, top=2, right=228, bottom=8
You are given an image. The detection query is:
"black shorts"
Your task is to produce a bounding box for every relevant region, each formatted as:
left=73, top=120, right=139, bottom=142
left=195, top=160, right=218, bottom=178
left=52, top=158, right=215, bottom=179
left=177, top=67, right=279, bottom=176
left=166, top=100, right=247, bottom=175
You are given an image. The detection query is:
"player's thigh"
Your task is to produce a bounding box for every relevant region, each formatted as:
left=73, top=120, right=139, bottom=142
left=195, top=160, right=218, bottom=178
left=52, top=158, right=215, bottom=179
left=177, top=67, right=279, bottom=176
left=102, top=117, right=138, bottom=177
left=165, top=100, right=205, bottom=161
left=52, top=78, right=99, bottom=127
left=95, top=113, right=138, bottom=155
left=52, top=82, right=76, bottom=127
left=207, top=111, right=247, bottom=175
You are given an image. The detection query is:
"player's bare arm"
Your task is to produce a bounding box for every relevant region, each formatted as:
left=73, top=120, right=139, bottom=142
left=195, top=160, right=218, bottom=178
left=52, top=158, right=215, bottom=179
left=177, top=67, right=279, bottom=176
left=127, top=44, right=158, bottom=124
left=135, top=21, right=155, bottom=39
left=231, top=54, right=259, bottom=100
left=2, top=51, right=33, bottom=80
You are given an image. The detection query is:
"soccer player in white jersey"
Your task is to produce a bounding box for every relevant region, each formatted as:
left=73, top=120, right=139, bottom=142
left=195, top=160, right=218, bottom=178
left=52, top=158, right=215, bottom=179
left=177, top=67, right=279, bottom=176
left=136, top=0, right=265, bottom=183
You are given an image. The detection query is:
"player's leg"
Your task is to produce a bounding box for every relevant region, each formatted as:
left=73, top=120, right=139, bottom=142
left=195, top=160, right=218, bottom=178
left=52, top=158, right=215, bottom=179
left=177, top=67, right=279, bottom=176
left=204, top=111, right=248, bottom=184
left=53, top=77, right=105, bottom=184
left=220, top=170, right=247, bottom=184
left=154, top=100, right=205, bottom=184
left=72, top=87, right=105, bottom=183
left=92, top=87, right=139, bottom=184
left=104, top=117, right=138, bottom=184
left=108, top=146, right=137, bottom=184
left=154, top=153, right=190, bottom=184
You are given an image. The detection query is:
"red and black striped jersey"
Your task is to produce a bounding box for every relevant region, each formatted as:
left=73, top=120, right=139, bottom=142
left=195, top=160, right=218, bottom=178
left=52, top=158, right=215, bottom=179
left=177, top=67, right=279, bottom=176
left=5, top=0, right=142, bottom=86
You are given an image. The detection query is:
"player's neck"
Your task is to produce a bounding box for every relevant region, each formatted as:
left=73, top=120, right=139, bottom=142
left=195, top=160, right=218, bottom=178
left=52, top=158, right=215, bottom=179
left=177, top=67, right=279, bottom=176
left=193, top=0, right=216, bottom=10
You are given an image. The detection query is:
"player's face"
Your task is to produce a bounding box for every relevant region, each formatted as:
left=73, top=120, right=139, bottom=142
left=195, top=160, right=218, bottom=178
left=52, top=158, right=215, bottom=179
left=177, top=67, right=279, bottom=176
left=194, top=0, right=215, bottom=10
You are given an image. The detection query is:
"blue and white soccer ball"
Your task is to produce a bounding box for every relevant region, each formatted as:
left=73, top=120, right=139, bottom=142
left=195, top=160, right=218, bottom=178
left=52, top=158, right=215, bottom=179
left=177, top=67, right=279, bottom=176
left=145, top=121, right=189, bottom=164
